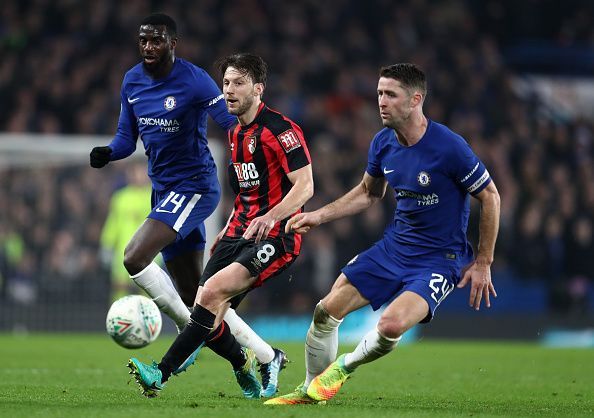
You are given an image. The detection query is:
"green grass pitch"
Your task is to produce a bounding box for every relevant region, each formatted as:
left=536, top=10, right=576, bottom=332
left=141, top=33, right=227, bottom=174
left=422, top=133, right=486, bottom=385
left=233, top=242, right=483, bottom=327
left=0, top=333, right=592, bottom=417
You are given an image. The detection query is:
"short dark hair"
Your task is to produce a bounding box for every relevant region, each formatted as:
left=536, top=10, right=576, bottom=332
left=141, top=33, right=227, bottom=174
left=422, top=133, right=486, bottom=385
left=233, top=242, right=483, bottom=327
left=140, top=13, right=177, bottom=38
left=216, top=53, right=267, bottom=86
left=380, top=63, right=427, bottom=96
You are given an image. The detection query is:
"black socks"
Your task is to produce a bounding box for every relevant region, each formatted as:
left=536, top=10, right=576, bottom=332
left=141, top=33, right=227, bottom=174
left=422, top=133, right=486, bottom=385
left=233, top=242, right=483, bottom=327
left=158, top=305, right=215, bottom=382
left=206, top=321, right=246, bottom=370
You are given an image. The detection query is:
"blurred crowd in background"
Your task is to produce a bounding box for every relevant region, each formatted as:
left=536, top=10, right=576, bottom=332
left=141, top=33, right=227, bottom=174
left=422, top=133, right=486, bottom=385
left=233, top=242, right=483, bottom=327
left=0, top=0, right=593, bottom=318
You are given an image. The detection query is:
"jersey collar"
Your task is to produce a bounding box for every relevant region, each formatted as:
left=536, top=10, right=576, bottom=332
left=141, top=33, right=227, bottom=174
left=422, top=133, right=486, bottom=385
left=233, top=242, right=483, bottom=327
left=240, top=102, right=266, bottom=130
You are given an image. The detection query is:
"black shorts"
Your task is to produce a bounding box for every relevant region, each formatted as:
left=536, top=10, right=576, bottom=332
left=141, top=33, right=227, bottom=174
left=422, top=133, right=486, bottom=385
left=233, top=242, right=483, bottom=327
left=199, top=236, right=297, bottom=308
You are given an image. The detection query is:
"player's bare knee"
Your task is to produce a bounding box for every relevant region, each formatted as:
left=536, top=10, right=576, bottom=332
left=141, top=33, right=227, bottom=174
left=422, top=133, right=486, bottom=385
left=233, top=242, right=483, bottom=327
left=311, top=302, right=341, bottom=333
left=123, top=246, right=151, bottom=276
left=196, top=286, right=216, bottom=306
left=312, top=302, right=329, bottom=326
left=377, top=316, right=409, bottom=339
left=196, top=286, right=223, bottom=311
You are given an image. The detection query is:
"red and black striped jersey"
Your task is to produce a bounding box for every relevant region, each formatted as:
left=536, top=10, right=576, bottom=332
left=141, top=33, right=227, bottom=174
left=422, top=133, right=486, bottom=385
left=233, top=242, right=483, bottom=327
left=225, top=103, right=311, bottom=254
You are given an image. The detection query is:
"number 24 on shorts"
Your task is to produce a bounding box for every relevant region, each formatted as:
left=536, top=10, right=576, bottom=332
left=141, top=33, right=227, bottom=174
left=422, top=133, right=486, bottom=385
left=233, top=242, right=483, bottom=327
left=429, top=273, right=454, bottom=305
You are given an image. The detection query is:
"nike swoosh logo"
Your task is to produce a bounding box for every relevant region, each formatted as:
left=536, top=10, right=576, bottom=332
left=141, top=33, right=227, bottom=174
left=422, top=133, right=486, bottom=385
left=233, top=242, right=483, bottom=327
left=155, top=208, right=174, bottom=213
left=127, top=97, right=140, bottom=103
left=383, top=167, right=395, bottom=174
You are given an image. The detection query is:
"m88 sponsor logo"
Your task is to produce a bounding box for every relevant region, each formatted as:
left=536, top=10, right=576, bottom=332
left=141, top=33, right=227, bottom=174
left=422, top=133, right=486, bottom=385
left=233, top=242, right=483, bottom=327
left=233, top=162, right=260, bottom=189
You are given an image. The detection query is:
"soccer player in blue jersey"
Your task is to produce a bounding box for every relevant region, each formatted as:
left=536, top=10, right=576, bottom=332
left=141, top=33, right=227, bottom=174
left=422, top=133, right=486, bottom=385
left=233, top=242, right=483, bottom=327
left=90, top=14, right=287, bottom=394
left=266, top=63, right=501, bottom=405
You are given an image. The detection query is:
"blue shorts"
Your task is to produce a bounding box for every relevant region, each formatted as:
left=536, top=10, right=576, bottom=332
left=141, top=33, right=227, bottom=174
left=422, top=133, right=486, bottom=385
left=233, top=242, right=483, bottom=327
left=148, top=186, right=220, bottom=261
left=341, top=239, right=462, bottom=323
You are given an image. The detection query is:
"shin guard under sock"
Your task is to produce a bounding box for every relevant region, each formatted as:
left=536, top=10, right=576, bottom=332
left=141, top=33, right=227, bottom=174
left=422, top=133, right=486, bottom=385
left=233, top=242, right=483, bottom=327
left=206, top=321, right=246, bottom=370
left=158, top=305, right=215, bottom=381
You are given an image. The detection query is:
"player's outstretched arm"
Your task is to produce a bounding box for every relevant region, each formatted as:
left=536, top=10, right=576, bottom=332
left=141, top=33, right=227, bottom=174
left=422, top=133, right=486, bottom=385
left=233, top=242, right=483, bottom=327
left=287, top=172, right=387, bottom=234
left=243, top=164, right=314, bottom=242
left=457, top=181, right=500, bottom=310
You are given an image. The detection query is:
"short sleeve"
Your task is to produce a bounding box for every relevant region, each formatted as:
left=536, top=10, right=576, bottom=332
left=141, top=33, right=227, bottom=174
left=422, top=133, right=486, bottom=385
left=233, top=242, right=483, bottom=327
left=449, top=136, right=491, bottom=196
left=366, top=132, right=384, bottom=178
left=271, top=122, right=311, bottom=173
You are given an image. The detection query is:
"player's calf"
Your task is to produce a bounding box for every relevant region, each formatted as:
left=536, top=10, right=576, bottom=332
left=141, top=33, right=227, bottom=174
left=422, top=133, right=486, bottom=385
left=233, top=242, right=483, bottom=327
left=342, top=327, right=400, bottom=370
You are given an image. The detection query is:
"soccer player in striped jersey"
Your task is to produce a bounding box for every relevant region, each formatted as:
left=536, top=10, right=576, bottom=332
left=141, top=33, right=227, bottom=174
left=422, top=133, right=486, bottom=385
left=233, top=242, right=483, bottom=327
left=90, top=14, right=288, bottom=388
left=128, top=53, right=314, bottom=399
left=266, top=63, right=501, bottom=405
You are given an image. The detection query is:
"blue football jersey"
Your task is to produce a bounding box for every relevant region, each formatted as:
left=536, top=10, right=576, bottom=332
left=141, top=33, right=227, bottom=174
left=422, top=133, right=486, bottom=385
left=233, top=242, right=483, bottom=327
left=108, top=58, right=236, bottom=192
left=366, top=119, right=491, bottom=262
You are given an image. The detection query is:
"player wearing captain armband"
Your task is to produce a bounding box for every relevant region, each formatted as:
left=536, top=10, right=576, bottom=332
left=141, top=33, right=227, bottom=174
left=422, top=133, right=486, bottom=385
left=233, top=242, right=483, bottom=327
left=266, top=63, right=500, bottom=405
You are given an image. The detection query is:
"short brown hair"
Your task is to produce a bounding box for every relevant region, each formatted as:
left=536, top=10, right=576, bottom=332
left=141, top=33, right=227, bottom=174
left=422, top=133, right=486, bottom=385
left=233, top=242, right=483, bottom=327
left=216, top=53, right=267, bottom=86
left=380, top=63, right=427, bottom=96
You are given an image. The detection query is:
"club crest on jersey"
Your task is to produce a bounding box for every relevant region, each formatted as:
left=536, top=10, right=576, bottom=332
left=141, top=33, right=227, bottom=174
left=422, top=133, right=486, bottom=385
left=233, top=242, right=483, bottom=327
left=247, top=136, right=257, bottom=154
left=277, top=129, right=301, bottom=153
left=163, top=96, right=176, bottom=111
left=417, top=171, right=431, bottom=187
